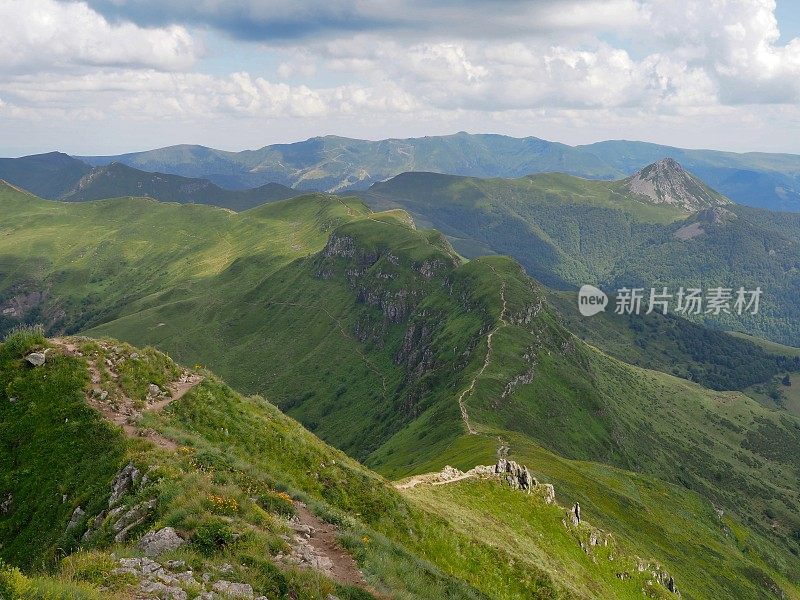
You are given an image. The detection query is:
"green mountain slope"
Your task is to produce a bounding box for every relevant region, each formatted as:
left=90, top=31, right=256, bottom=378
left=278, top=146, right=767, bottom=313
left=0, top=152, right=91, bottom=199
left=0, top=183, right=799, bottom=598
left=548, top=290, right=800, bottom=392
left=62, top=162, right=301, bottom=210
left=365, top=167, right=800, bottom=346
left=1, top=329, right=701, bottom=599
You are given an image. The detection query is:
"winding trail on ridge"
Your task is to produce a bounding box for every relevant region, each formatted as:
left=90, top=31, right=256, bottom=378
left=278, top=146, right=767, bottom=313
left=456, top=272, right=509, bottom=435
left=52, top=337, right=203, bottom=450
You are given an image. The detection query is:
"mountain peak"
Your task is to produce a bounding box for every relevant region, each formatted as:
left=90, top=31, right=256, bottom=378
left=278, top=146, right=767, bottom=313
left=622, top=158, right=732, bottom=211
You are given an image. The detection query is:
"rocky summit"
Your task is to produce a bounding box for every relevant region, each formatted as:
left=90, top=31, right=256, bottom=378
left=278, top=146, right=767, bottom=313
left=622, top=157, right=732, bottom=211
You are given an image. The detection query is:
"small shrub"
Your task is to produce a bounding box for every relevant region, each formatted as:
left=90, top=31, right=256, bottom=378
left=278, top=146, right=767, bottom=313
left=0, top=562, right=33, bottom=598
left=193, top=518, right=234, bottom=555
left=207, top=493, right=240, bottom=516
left=256, top=491, right=296, bottom=518
left=2, top=324, right=46, bottom=358
left=59, top=551, right=116, bottom=585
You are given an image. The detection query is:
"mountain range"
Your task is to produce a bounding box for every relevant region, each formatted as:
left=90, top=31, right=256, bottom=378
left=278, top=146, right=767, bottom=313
left=3, top=132, right=800, bottom=210
left=1, top=178, right=800, bottom=598
left=3, top=136, right=800, bottom=598
left=0, top=153, right=300, bottom=210
left=362, top=160, right=800, bottom=346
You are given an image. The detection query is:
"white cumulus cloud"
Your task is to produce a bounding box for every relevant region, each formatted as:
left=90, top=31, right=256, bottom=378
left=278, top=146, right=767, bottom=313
left=0, top=0, right=197, bottom=73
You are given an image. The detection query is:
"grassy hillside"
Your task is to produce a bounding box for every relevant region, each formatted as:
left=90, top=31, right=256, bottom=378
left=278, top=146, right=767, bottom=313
left=1, top=183, right=799, bottom=597
left=62, top=162, right=301, bottom=210
left=1, top=329, right=701, bottom=599
left=0, top=152, right=91, bottom=199
left=366, top=170, right=800, bottom=346
left=548, top=290, right=800, bottom=391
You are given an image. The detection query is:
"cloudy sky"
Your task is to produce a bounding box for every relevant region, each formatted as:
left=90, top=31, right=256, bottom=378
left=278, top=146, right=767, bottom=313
left=2, top=0, right=800, bottom=155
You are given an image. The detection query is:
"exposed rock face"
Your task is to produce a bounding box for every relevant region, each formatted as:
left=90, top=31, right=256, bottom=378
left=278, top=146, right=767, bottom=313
left=541, top=483, right=556, bottom=504
left=571, top=502, right=581, bottom=525
left=66, top=506, right=85, bottom=531
left=0, top=291, right=45, bottom=320
left=495, top=458, right=536, bottom=492
left=322, top=234, right=357, bottom=259
left=698, top=205, right=736, bottom=223
left=356, top=287, right=414, bottom=323
left=113, top=499, right=157, bottom=542
left=109, top=462, right=140, bottom=507
left=25, top=352, right=46, bottom=366
left=419, top=259, right=445, bottom=278
left=674, top=205, right=737, bottom=240
left=138, top=526, right=185, bottom=557
left=623, top=158, right=731, bottom=212
left=395, top=323, right=435, bottom=379
left=82, top=511, right=107, bottom=541
left=212, top=580, right=255, bottom=598
left=0, top=493, right=12, bottom=514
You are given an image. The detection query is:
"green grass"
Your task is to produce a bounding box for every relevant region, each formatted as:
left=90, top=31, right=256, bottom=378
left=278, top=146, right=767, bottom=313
left=0, top=331, right=676, bottom=600
left=0, top=328, right=126, bottom=570
left=1, top=184, right=800, bottom=597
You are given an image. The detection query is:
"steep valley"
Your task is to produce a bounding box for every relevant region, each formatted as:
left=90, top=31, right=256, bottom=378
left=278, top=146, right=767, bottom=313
left=0, top=182, right=799, bottom=598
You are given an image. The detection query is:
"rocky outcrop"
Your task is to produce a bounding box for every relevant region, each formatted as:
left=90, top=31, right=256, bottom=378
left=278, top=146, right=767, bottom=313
left=212, top=580, right=254, bottom=598
left=138, top=526, right=185, bottom=557
left=571, top=502, right=581, bottom=526
left=321, top=234, right=357, bottom=259
left=112, top=498, right=157, bottom=542
left=109, top=462, right=140, bottom=507
left=114, top=557, right=192, bottom=600
left=419, top=259, right=445, bottom=278
left=113, top=557, right=270, bottom=600
left=65, top=506, right=85, bottom=531
left=495, top=458, right=536, bottom=493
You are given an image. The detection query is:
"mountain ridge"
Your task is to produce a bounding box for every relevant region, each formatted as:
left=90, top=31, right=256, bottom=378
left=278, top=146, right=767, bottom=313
left=62, top=162, right=301, bottom=210
left=1, top=183, right=799, bottom=597
left=67, top=132, right=800, bottom=210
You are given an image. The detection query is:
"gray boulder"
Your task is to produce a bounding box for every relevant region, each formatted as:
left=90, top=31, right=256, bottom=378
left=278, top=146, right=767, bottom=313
left=139, top=579, right=187, bottom=600
left=212, top=581, right=254, bottom=599
left=25, top=352, right=46, bottom=366
left=66, top=506, right=85, bottom=531
left=138, top=526, right=185, bottom=557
